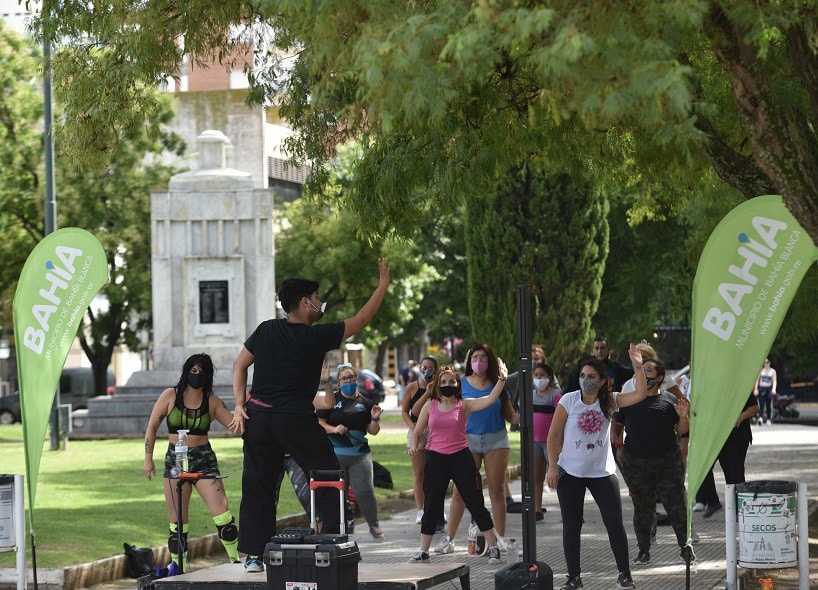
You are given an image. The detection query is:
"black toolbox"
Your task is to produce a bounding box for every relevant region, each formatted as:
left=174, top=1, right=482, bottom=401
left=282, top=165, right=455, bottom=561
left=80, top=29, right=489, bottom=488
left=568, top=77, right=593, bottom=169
left=264, top=538, right=360, bottom=590
left=263, top=470, right=360, bottom=590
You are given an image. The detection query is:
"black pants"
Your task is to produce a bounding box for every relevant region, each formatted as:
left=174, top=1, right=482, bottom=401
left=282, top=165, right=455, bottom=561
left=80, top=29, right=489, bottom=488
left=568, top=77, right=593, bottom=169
left=757, top=389, right=772, bottom=421
left=421, top=448, right=494, bottom=536
left=695, top=435, right=749, bottom=506
left=556, top=471, right=631, bottom=577
left=238, top=409, right=341, bottom=556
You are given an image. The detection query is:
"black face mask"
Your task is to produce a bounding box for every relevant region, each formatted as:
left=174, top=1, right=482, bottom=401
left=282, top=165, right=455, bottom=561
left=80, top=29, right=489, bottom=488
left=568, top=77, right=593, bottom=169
left=187, top=372, right=205, bottom=389
left=440, top=386, right=458, bottom=398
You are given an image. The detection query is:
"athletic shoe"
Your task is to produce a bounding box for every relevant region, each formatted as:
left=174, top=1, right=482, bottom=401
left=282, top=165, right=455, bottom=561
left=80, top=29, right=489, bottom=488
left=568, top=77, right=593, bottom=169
left=766, top=419, right=772, bottom=425
left=434, top=536, right=454, bottom=554
left=415, top=510, right=424, bottom=524
left=703, top=503, right=723, bottom=518
left=487, top=546, right=502, bottom=565
left=559, top=574, right=583, bottom=589
left=691, top=502, right=706, bottom=512
left=244, top=556, right=263, bottom=572
left=680, top=545, right=696, bottom=564
left=408, top=551, right=430, bottom=563
left=616, top=571, right=636, bottom=589
left=369, top=524, right=384, bottom=542
left=434, top=519, right=445, bottom=533
left=495, top=534, right=507, bottom=553
left=535, top=510, right=545, bottom=522
left=632, top=551, right=650, bottom=565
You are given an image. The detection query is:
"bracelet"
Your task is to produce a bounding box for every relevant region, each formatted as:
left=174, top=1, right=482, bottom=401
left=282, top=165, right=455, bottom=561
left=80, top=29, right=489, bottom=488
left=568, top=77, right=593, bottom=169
left=498, top=376, right=507, bottom=381
left=320, top=379, right=331, bottom=385
left=613, top=442, right=624, bottom=449
left=371, top=417, right=380, bottom=422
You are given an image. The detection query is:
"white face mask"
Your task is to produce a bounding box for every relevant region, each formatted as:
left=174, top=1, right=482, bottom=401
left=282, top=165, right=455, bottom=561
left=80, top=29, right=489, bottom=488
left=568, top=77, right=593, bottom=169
left=533, top=377, right=550, bottom=391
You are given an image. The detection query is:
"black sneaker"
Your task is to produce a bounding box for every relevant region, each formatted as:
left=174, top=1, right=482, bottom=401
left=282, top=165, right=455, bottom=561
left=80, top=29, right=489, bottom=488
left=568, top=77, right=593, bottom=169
left=559, top=574, right=583, bottom=590
left=680, top=545, right=696, bottom=564
left=408, top=550, right=429, bottom=563
left=632, top=551, right=650, bottom=565
left=616, top=571, right=636, bottom=589
left=703, top=503, right=723, bottom=518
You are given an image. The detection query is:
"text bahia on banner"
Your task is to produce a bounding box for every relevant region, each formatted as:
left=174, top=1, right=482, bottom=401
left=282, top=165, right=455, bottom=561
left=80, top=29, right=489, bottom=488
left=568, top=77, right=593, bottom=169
left=687, top=195, right=818, bottom=534
left=12, top=228, right=108, bottom=524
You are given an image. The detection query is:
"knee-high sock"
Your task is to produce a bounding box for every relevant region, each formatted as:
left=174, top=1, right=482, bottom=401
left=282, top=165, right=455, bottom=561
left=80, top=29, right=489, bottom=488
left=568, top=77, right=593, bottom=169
left=168, top=522, right=189, bottom=567
left=213, top=511, right=239, bottom=563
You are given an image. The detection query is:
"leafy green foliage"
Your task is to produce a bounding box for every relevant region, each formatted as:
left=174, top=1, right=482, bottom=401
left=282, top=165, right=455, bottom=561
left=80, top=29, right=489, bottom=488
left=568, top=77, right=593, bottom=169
left=466, top=165, right=608, bottom=372
left=0, top=24, right=184, bottom=393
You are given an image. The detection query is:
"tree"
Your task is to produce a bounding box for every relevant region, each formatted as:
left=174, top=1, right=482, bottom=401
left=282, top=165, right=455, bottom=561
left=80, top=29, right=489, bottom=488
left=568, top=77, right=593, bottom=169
left=0, top=23, right=184, bottom=394
left=0, top=23, right=46, bottom=300
left=274, top=144, right=437, bottom=372
left=30, top=2, right=818, bottom=246
left=55, top=100, right=184, bottom=395
left=466, top=165, right=608, bottom=375
left=30, top=2, right=818, bottom=372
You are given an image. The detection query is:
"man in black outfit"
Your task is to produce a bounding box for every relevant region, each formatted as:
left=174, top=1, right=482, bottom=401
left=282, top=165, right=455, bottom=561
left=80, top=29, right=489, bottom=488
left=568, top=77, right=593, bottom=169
left=231, top=259, right=390, bottom=571
left=565, top=336, right=634, bottom=393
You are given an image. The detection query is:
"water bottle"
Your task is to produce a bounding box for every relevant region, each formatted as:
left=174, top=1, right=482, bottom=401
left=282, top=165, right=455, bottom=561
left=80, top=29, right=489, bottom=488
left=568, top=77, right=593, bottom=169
left=507, top=538, right=519, bottom=564
left=173, top=429, right=189, bottom=476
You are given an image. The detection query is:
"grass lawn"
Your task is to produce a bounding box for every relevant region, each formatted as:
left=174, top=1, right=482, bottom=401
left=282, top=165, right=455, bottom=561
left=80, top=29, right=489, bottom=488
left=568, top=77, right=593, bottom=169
left=0, top=414, right=519, bottom=568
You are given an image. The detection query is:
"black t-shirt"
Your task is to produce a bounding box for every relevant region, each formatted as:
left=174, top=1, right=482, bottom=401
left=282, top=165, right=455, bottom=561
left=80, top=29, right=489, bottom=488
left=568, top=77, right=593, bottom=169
left=316, top=394, right=373, bottom=451
left=617, top=391, right=680, bottom=458
left=245, top=318, right=345, bottom=414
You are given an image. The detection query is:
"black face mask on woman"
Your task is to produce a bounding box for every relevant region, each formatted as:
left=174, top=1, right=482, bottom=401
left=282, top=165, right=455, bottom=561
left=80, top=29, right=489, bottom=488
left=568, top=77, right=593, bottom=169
left=187, top=372, right=204, bottom=389
left=439, top=386, right=458, bottom=398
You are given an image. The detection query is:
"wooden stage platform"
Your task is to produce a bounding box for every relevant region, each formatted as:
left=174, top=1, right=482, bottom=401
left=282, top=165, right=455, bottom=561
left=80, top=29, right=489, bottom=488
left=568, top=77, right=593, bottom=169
left=149, top=562, right=470, bottom=590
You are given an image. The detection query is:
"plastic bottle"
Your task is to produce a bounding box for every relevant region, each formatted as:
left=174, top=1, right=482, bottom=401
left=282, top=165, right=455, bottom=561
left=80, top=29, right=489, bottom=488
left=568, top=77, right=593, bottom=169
left=507, top=538, right=519, bottom=564
left=174, top=429, right=189, bottom=475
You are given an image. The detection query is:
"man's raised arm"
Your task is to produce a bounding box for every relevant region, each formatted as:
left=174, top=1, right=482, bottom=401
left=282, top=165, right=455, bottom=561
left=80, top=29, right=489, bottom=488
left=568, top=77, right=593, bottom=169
left=343, top=258, right=390, bottom=340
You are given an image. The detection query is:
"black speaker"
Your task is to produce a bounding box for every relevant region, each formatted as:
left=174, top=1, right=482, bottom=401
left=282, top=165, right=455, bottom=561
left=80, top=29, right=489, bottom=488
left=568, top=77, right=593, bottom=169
left=494, top=561, right=553, bottom=589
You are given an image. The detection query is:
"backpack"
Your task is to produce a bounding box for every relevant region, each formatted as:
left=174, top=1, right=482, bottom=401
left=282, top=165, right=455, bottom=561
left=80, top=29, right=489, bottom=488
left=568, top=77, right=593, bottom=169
left=372, top=461, right=393, bottom=489
left=123, top=543, right=155, bottom=578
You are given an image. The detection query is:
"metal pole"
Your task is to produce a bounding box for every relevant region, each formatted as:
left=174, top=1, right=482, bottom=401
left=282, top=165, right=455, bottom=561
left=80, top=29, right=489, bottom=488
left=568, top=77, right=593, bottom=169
left=43, top=36, right=59, bottom=452
left=797, top=483, right=808, bottom=590
left=725, top=483, right=738, bottom=590
left=515, top=284, right=536, bottom=562
left=15, top=475, right=25, bottom=590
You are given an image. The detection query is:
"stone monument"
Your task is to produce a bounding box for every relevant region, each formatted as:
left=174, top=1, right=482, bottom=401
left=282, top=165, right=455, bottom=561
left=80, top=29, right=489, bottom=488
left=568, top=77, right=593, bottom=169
left=72, top=130, right=274, bottom=436
left=151, top=129, right=275, bottom=372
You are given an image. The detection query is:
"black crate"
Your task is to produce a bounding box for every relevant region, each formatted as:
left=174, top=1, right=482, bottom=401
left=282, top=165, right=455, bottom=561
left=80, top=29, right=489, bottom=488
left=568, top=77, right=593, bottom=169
left=264, top=540, right=360, bottom=590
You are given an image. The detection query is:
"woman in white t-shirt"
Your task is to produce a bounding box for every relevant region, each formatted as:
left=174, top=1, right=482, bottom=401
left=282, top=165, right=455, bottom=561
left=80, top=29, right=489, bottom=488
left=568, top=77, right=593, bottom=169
left=546, top=344, right=649, bottom=590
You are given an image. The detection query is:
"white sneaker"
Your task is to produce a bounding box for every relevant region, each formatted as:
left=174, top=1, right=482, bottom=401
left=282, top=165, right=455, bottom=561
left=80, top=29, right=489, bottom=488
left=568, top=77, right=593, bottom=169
left=434, top=535, right=454, bottom=554
left=692, top=502, right=706, bottom=512
left=415, top=510, right=424, bottom=524
left=766, top=419, right=772, bottom=425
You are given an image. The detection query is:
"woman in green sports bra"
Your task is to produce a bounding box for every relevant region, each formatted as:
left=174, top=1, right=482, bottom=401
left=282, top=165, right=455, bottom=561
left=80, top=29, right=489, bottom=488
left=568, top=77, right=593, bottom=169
left=143, top=353, right=240, bottom=570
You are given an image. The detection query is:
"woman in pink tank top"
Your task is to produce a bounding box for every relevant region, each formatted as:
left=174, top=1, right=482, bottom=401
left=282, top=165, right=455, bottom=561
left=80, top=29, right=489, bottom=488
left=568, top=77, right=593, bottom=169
left=407, top=362, right=508, bottom=566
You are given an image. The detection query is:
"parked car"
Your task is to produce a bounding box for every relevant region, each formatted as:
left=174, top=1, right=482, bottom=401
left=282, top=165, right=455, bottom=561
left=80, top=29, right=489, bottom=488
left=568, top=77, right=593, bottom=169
left=357, top=369, right=386, bottom=405
left=315, top=367, right=386, bottom=406
left=0, top=367, right=115, bottom=425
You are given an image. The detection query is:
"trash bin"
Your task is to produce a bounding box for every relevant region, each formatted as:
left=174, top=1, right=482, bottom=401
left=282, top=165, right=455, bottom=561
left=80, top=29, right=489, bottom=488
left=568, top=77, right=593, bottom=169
left=737, top=480, right=797, bottom=568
